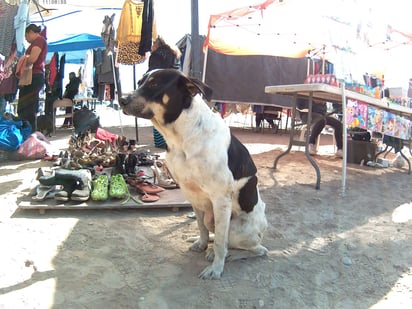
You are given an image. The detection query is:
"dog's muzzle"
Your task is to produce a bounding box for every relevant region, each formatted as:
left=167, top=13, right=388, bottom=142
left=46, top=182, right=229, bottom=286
left=118, top=95, right=132, bottom=109
left=118, top=94, right=153, bottom=119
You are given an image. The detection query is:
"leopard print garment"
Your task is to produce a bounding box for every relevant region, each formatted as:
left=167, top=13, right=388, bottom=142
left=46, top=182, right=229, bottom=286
left=117, top=41, right=146, bottom=65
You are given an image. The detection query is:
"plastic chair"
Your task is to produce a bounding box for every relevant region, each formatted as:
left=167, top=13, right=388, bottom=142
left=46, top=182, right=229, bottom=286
left=52, top=98, right=74, bottom=134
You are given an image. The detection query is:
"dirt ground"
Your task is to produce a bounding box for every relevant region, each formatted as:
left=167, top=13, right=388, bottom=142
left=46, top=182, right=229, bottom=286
left=0, top=108, right=411, bottom=309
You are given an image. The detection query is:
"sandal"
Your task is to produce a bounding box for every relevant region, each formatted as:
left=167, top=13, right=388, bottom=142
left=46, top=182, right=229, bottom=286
left=109, top=174, right=128, bottom=199
left=91, top=174, right=109, bottom=201
left=134, top=180, right=165, bottom=194
left=32, top=185, right=57, bottom=201
left=140, top=192, right=160, bottom=203
left=151, top=160, right=178, bottom=189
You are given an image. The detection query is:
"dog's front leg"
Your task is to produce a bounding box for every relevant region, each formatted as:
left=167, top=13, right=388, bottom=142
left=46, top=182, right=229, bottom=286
left=198, top=201, right=231, bottom=280
left=189, top=208, right=209, bottom=252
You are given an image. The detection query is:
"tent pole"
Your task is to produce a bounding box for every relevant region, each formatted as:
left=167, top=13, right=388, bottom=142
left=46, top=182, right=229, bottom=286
left=109, top=52, right=124, bottom=136
left=190, top=0, right=201, bottom=80
left=133, top=64, right=139, bottom=142
left=202, top=46, right=208, bottom=83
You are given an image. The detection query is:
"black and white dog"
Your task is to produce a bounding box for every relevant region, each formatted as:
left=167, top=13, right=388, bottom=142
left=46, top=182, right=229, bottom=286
left=119, top=69, right=268, bottom=279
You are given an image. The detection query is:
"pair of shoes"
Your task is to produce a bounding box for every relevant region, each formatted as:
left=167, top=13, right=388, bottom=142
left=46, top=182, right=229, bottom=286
left=109, top=174, right=128, bottom=199
left=253, top=127, right=262, bottom=133
left=126, top=177, right=163, bottom=202
left=125, top=154, right=138, bottom=176
left=128, top=178, right=165, bottom=194
left=91, top=175, right=109, bottom=201
left=308, top=143, right=317, bottom=155
left=151, top=160, right=179, bottom=189
left=38, top=168, right=91, bottom=202
left=137, top=152, right=158, bottom=166
left=335, top=149, right=343, bottom=158
left=70, top=169, right=92, bottom=202
left=32, top=185, right=58, bottom=201
left=112, top=153, right=127, bottom=175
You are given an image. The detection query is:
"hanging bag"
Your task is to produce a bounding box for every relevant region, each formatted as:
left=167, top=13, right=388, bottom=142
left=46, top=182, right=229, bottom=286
left=15, top=56, right=33, bottom=86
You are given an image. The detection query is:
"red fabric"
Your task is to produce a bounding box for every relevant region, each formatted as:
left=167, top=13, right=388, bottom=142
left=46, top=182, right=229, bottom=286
left=25, top=35, right=47, bottom=74
left=95, top=127, right=118, bottom=145
left=15, top=132, right=53, bottom=160
left=49, top=53, right=58, bottom=86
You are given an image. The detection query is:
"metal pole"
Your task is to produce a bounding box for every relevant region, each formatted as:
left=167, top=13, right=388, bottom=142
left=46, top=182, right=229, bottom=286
left=190, top=0, right=201, bottom=80
left=133, top=64, right=138, bottom=142
left=341, top=82, right=347, bottom=196
left=109, top=52, right=124, bottom=136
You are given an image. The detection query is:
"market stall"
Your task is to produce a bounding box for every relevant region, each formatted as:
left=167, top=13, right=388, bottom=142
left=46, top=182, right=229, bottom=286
left=265, top=82, right=412, bottom=193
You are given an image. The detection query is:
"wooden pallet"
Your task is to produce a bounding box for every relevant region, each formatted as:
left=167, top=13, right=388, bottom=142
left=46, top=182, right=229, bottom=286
left=18, top=188, right=192, bottom=214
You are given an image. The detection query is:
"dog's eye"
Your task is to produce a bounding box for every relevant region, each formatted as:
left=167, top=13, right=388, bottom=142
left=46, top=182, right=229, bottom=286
left=148, top=80, right=158, bottom=88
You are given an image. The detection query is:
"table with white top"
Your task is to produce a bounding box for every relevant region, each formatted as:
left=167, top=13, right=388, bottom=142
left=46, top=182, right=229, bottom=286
left=264, top=83, right=412, bottom=193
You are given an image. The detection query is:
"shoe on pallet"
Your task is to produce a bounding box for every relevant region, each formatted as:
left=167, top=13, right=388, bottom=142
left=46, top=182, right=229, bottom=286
left=91, top=174, right=109, bottom=201
left=335, top=149, right=343, bottom=158
left=109, top=174, right=128, bottom=199
left=38, top=168, right=91, bottom=202
left=71, top=169, right=92, bottom=202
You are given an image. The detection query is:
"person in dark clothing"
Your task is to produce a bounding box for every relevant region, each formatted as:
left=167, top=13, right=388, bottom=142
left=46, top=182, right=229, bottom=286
left=252, top=105, right=276, bottom=132
left=146, top=36, right=181, bottom=148
left=17, top=24, right=47, bottom=132
left=297, top=98, right=343, bottom=157
left=62, top=71, right=80, bottom=126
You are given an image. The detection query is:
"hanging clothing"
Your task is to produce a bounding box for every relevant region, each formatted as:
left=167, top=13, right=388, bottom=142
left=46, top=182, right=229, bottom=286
left=82, top=49, right=94, bottom=90
left=0, top=0, right=19, bottom=57
left=138, top=0, right=156, bottom=56
left=116, top=0, right=156, bottom=65
left=95, top=50, right=121, bottom=100
left=48, top=52, right=59, bottom=87
left=116, top=0, right=145, bottom=65
left=101, top=14, right=116, bottom=54
left=13, top=0, right=30, bottom=56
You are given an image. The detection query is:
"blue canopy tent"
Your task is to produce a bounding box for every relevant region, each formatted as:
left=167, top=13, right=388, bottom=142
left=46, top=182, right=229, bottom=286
left=48, top=33, right=105, bottom=52
left=47, top=33, right=105, bottom=64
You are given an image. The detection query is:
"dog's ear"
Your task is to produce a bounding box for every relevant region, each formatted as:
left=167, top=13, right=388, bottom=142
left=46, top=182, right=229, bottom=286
left=185, top=77, right=213, bottom=102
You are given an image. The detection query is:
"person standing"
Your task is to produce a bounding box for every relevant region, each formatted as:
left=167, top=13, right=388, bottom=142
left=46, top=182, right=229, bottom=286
left=62, top=71, right=81, bottom=127
left=17, top=24, right=47, bottom=132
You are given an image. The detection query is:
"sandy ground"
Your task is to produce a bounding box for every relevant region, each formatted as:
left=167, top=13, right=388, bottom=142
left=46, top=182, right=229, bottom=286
left=0, top=106, right=412, bottom=309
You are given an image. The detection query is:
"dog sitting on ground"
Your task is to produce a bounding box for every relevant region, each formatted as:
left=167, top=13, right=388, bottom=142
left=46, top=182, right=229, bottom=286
left=119, top=69, right=268, bottom=279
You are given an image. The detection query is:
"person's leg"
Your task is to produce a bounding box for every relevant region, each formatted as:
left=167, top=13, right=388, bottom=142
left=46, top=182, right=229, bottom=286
left=63, top=106, right=73, bottom=125
left=265, top=118, right=275, bottom=128
left=0, top=95, right=6, bottom=115
left=309, top=117, right=326, bottom=145
left=325, top=116, right=343, bottom=150
left=17, top=86, right=34, bottom=129
left=255, top=113, right=263, bottom=130
left=18, top=74, right=44, bottom=132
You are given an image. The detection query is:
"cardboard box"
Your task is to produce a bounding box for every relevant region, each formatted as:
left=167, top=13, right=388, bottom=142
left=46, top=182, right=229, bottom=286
left=347, top=140, right=377, bottom=164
